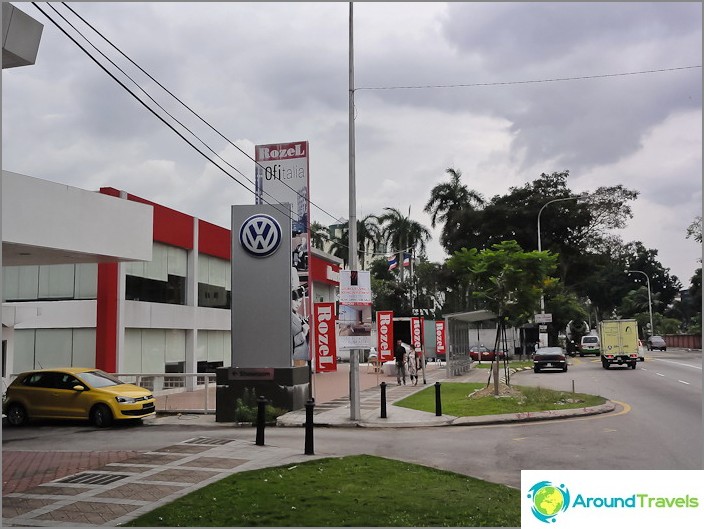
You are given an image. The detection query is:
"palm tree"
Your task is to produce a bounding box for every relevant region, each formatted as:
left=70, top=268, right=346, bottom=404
left=424, top=168, right=484, bottom=249
left=310, top=221, right=329, bottom=250
left=328, top=228, right=349, bottom=268
left=377, top=207, right=432, bottom=278
left=357, top=214, right=381, bottom=269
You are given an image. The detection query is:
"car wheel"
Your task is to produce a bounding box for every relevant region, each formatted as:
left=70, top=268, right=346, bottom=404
left=90, top=404, right=113, bottom=428
left=534, top=366, right=540, bottom=373
left=563, top=365, right=568, bottom=372
left=5, top=403, right=28, bottom=426
left=602, top=360, right=609, bottom=369
left=630, top=363, right=637, bottom=369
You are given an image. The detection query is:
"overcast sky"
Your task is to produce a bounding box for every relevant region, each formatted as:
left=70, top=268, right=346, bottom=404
left=2, top=2, right=701, bottom=285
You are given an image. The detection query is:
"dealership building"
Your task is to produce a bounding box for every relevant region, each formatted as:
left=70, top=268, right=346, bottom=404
left=2, top=170, right=341, bottom=389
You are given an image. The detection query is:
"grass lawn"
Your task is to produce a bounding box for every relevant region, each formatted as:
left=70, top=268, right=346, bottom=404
left=124, top=455, right=520, bottom=527
left=394, top=382, right=606, bottom=417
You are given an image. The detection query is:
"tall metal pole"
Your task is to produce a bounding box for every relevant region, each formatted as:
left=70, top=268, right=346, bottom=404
left=348, top=1, right=360, bottom=421
left=625, top=269, right=655, bottom=337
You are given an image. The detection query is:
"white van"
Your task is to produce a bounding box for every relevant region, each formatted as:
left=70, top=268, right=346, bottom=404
left=579, top=335, right=601, bottom=356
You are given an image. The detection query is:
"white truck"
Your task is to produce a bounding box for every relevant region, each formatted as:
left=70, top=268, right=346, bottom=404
left=598, top=319, right=644, bottom=369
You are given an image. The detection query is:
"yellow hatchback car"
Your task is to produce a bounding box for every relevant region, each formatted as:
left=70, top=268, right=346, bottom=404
left=2, top=367, right=156, bottom=428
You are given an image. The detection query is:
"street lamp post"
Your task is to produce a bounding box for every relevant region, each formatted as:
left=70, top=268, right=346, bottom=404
left=625, top=269, right=655, bottom=338
left=535, top=194, right=585, bottom=349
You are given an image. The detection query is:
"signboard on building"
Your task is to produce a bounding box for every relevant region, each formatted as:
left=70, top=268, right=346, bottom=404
left=411, top=317, right=424, bottom=350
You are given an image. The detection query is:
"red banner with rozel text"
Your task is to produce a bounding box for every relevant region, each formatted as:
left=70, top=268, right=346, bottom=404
left=376, top=311, right=394, bottom=361
left=435, top=320, right=446, bottom=356
left=411, top=317, right=424, bottom=350
left=313, top=303, right=337, bottom=372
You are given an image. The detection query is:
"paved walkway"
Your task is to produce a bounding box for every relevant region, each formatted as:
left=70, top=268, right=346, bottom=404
left=2, top=362, right=614, bottom=527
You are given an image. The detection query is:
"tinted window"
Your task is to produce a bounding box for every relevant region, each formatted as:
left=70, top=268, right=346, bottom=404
left=76, top=370, right=124, bottom=388
left=582, top=337, right=598, bottom=343
left=22, top=372, right=61, bottom=388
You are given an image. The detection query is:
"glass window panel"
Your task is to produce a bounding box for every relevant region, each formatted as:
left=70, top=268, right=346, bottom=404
left=3, top=267, right=20, bottom=300
left=143, top=243, right=168, bottom=282
left=123, top=329, right=143, bottom=373
left=207, top=331, right=225, bottom=361
left=141, top=329, right=165, bottom=373
left=125, top=260, right=145, bottom=277
left=18, top=266, right=40, bottom=299
left=72, top=329, right=96, bottom=367
left=74, top=264, right=98, bottom=299
left=208, top=258, right=227, bottom=288
left=167, top=246, right=187, bottom=278
left=13, top=330, right=36, bottom=374
left=223, top=332, right=232, bottom=366
left=198, top=254, right=210, bottom=283
left=38, top=264, right=75, bottom=299
left=35, top=329, right=72, bottom=368
left=196, top=331, right=208, bottom=361
left=165, top=330, right=186, bottom=362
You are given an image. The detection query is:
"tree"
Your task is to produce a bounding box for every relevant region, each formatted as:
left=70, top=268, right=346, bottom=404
left=310, top=221, right=329, bottom=250
left=447, top=240, right=559, bottom=328
left=686, top=215, right=702, bottom=244
left=357, top=214, right=382, bottom=270
left=377, top=207, right=432, bottom=278
left=328, top=228, right=349, bottom=268
left=424, top=168, right=484, bottom=247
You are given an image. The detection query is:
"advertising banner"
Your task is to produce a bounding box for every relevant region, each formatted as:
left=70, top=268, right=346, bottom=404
left=255, top=141, right=311, bottom=365
left=411, top=317, right=424, bottom=350
left=435, top=320, right=446, bottom=356
left=313, top=303, right=337, bottom=372
left=376, top=311, right=394, bottom=362
left=339, top=270, right=372, bottom=305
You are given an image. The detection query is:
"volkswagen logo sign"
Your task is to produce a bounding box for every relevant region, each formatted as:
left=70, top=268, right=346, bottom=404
left=239, top=214, right=283, bottom=257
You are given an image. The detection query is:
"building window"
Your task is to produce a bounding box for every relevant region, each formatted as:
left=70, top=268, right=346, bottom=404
left=125, top=243, right=187, bottom=305
left=198, top=254, right=231, bottom=309
left=3, top=263, right=97, bottom=301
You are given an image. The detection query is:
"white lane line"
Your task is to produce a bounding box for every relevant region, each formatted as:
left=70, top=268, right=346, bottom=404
left=678, top=380, right=690, bottom=385
left=651, top=358, right=702, bottom=370
left=655, top=373, right=665, bottom=377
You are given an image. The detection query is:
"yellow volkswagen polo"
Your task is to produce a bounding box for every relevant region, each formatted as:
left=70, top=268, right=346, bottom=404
left=2, top=367, right=156, bottom=428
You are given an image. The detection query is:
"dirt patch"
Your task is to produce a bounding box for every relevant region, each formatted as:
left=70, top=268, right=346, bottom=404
left=468, top=383, right=525, bottom=400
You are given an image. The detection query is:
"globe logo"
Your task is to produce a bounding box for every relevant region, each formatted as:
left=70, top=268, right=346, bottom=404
left=527, top=481, right=570, bottom=523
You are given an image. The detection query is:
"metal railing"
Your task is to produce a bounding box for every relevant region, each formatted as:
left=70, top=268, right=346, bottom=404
left=115, top=372, right=217, bottom=414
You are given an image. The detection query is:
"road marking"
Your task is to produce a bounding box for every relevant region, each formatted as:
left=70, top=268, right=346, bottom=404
left=603, top=428, right=618, bottom=433
left=655, top=373, right=665, bottom=377
left=651, top=358, right=702, bottom=370
left=678, top=380, right=690, bottom=385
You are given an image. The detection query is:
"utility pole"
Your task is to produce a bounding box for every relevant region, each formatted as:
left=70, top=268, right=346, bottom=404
left=347, top=1, right=360, bottom=421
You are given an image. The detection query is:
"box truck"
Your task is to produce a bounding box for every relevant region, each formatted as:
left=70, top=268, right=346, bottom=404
left=598, top=319, right=644, bottom=369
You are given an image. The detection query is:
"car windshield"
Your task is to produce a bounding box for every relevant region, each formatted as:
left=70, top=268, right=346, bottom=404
left=76, top=370, right=125, bottom=388
left=582, top=337, right=598, bottom=343
left=535, top=348, right=563, bottom=355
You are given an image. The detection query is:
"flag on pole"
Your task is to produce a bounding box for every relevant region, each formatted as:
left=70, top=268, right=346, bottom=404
left=387, top=255, right=398, bottom=270
left=402, top=252, right=412, bottom=267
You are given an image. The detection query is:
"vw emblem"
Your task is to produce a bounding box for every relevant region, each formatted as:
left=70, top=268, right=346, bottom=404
left=239, top=214, right=283, bottom=257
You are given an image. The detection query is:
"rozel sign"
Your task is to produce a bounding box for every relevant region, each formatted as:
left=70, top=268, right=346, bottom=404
left=239, top=214, right=282, bottom=257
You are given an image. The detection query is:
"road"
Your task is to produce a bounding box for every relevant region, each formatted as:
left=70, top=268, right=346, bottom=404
left=2, top=350, right=701, bottom=490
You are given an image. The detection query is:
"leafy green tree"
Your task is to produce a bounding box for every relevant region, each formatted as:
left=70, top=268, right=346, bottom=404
left=447, top=240, right=558, bottom=328
left=328, top=228, right=349, bottom=268
left=357, top=214, right=382, bottom=270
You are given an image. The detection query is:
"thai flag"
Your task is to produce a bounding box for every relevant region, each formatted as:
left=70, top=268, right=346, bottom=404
left=403, top=252, right=412, bottom=267
left=387, top=255, right=398, bottom=270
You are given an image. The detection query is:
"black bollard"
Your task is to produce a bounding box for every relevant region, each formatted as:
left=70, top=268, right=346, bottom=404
left=255, top=396, right=267, bottom=446
left=380, top=382, right=387, bottom=418
left=304, top=399, right=315, bottom=455
left=434, top=382, right=442, bottom=416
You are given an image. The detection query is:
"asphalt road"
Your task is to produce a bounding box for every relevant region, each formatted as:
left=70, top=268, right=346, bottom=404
left=2, top=349, right=701, bottom=490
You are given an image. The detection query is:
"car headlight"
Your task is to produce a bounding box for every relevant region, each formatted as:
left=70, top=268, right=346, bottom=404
left=116, top=396, right=138, bottom=404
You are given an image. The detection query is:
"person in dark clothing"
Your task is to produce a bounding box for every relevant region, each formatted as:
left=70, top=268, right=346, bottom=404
left=394, top=339, right=407, bottom=385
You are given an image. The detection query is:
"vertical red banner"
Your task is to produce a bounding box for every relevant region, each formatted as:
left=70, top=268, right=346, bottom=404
left=313, top=303, right=337, bottom=372
left=435, top=320, right=446, bottom=356
left=411, top=317, right=424, bottom=350
left=376, top=311, right=394, bottom=361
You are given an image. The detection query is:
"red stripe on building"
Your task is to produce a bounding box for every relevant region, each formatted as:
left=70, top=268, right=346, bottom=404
left=198, top=219, right=231, bottom=260
left=96, top=262, right=118, bottom=373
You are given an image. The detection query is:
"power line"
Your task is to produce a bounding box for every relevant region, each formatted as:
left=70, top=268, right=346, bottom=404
left=356, top=65, right=702, bottom=91
left=59, top=3, right=341, bottom=226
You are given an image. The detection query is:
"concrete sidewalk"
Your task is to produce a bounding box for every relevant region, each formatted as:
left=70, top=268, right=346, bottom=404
left=2, top=362, right=615, bottom=527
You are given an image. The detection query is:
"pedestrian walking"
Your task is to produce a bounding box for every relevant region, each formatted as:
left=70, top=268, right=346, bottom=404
left=394, top=339, right=407, bottom=385
left=407, top=345, right=418, bottom=385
